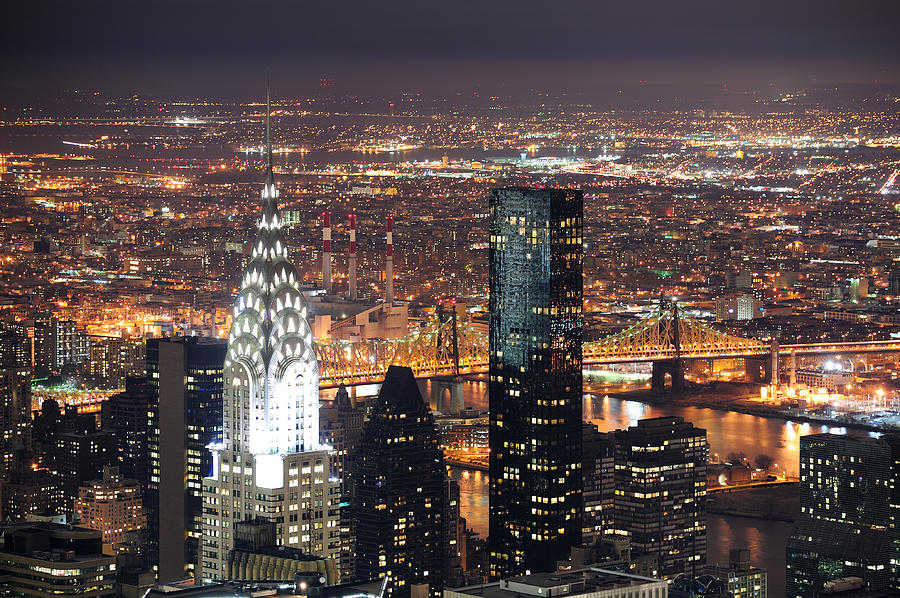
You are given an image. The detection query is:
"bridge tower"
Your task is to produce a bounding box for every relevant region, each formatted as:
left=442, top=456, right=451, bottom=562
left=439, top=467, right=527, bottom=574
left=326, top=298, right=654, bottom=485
left=650, top=302, right=686, bottom=392
left=431, top=300, right=465, bottom=413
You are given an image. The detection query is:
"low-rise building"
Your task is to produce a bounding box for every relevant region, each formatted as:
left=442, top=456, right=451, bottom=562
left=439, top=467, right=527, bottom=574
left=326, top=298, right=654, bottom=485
left=74, top=466, right=146, bottom=554
left=0, top=522, right=117, bottom=598
left=704, top=549, right=767, bottom=598
left=444, top=569, right=666, bottom=598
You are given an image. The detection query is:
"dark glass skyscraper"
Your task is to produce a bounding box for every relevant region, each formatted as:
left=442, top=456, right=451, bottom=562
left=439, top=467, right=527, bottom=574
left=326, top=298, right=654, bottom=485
left=102, top=376, right=152, bottom=487
left=320, top=384, right=364, bottom=581
left=488, top=187, right=584, bottom=577
left=146, top=336, right=225, bottom=582
left=582, top=423, right=614, bottom=544
left=787, top=433, right=897, bottom=597
left=352, top=365, right=444, bottom=598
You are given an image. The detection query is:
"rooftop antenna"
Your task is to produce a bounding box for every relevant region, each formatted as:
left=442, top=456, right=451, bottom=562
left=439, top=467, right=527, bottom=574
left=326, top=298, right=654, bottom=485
left=266, top=77, right=272, bottom=175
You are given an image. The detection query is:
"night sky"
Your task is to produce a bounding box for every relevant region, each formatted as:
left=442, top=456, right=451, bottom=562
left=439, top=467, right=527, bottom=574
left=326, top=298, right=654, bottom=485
left=4, top=0, right=899, bottom=97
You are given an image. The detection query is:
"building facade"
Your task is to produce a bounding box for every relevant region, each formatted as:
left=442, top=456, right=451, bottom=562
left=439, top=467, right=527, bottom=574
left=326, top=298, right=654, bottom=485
left=613, top=417, right=708, bottom=579
left=146, top=336, right=226, bottom=582
left=55, top=427, right=116, bottom=515
left=199, top=92, right=340, bottom=582
left=786, top=433, right=896, bottom=597
left=86, top=336, right=146, bottom=388
left=320, top=384, right=364, bottom=580
left=74, top=466, right=146, bottom=553
left=582, top=423, right=615, bottom=544
left=0, top=449, right=59, bottom=521
left=0, top=522, right=117, bottom=598
left=0, top=366, right=31, bottom=479
left=704, top=549, right=766, bottom=598
left=444, top=569, right=667, bottom=598
left=488, top=187, right=584, bottom=577
left=101, top=377, right=152, bottom=489
left=352, top=365, right=445, bottom=598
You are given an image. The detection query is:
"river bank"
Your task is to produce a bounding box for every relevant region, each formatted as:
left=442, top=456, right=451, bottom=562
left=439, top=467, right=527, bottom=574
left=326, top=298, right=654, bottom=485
left=707, top=484, right=799, bottom=522
left=600, top=382, right=888, bottom=434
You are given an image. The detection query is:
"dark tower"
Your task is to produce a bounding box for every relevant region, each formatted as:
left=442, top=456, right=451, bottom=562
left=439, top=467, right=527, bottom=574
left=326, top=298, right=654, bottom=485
left=102, top=377, right=152, bottom=486
left=320, top=384, right=365, bottom=580
left=352, top=366, right=444, bottom=598
left=488, top=187, right=584, bottom=577
left=787, top=434, right=897, bottom=596
left=146, top=336, right=226, bottom=583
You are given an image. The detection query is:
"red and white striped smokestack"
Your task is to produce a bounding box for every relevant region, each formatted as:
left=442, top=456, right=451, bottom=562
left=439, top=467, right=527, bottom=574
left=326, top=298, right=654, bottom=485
left=322, top=211, right=332, bottom=293
left=348, top=213, right=357, bottom=301
left=385, top=216, right=394, bottom=304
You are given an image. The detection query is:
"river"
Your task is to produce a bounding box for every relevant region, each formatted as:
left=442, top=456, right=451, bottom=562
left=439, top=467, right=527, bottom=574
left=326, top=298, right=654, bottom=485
left=427, top=379, right=870, bottom=597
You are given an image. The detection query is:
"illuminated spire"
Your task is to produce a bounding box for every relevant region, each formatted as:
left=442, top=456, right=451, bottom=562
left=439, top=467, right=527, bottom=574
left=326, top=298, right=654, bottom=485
left=222, top=83, right=321, bottom=456
left=266, top=79, right=273, bottom=177
left=262, top=78, right=276, bottom=216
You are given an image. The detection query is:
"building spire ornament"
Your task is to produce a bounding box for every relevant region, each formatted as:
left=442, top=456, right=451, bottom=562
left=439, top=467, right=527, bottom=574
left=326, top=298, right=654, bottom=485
left=222, top=83, right=321, bottom=456
left=199, top=86, right=338, bottom=581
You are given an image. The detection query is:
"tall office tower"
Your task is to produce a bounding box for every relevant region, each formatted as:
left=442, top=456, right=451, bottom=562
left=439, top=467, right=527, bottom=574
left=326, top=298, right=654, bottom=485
left=444, top=479, right=465, bottom=588
left=488, top=187, right=584, bottom=577
left=101, top=377, right=152, bottom=486
left=0, top=367, right=31, bottom=479
left=75, top=466, right=146, bottom=553
left=323, top=212, right=333, bottom=293
left=613, top=417, right=708, bottom=579
left=384, top=216, right=394, bottom=303
left=320, top=385, right=363, bottom=486
left=786, top=434, right=896, bottom=597
left=146, top=336, right=226, bottom=582
left=581, top=423, right=615, bottom=544
left=0, top=321, right=32, bottom=369
left=199, top=87, right=340, bottom=583
left=352, top=366, right=445, bottom=598
left=348, top=214, right=358, bottom=300
left=320, top=384, right=364, bottom=580
left=891, top=433, right=900, bottom=592
left=30, top=399, right=61, bottom=464
left=31, top=315, right=90, bottom=377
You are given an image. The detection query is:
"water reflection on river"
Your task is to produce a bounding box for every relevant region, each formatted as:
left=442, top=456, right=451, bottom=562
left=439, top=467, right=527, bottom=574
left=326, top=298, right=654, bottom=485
left=584, top=394, right=863, bottom=478
left=435, top=380, right=866, bottom=597
left=707, top=514, right=793, bottom=598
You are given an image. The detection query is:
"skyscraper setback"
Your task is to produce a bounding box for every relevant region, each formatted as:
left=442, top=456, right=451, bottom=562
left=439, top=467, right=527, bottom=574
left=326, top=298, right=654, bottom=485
left=488, top=187, right=584, bottom=577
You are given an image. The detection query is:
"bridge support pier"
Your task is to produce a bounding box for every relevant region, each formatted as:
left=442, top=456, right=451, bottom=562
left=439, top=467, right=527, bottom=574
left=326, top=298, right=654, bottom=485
left=431, top=377, right=465, bottom=414
left=789, top=350, right=796, bottom=388
left=771, top=339, right=779, bottom=395
left=744, top=358, right=770, bottom=383
left=651, top=359, right=685, bottom=392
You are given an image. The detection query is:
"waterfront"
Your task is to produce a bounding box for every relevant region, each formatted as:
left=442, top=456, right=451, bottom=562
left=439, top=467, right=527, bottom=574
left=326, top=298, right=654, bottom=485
left=437, top=379, right=866, bottom=597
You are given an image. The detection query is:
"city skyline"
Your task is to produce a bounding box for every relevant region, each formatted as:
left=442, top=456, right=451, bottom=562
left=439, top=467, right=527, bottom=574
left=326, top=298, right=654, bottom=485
left=1, top=7, right=900, bottom=596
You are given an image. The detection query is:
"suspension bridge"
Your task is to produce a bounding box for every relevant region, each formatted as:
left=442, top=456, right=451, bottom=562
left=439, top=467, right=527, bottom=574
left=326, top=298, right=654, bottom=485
left=315, top=303, right=900, bottom=388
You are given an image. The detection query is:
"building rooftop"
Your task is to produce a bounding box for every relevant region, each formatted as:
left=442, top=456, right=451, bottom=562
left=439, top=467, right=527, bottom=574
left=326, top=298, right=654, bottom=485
left=446, top=569, right=665, bottom=598
left=0, top=521, right=111, bottom=563
left=144, top=579, right=385, bottom=598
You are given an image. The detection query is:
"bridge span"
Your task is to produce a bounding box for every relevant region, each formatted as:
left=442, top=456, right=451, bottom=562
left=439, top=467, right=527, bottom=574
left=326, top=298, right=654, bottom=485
left=316, top=304, right=900, bottom=388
